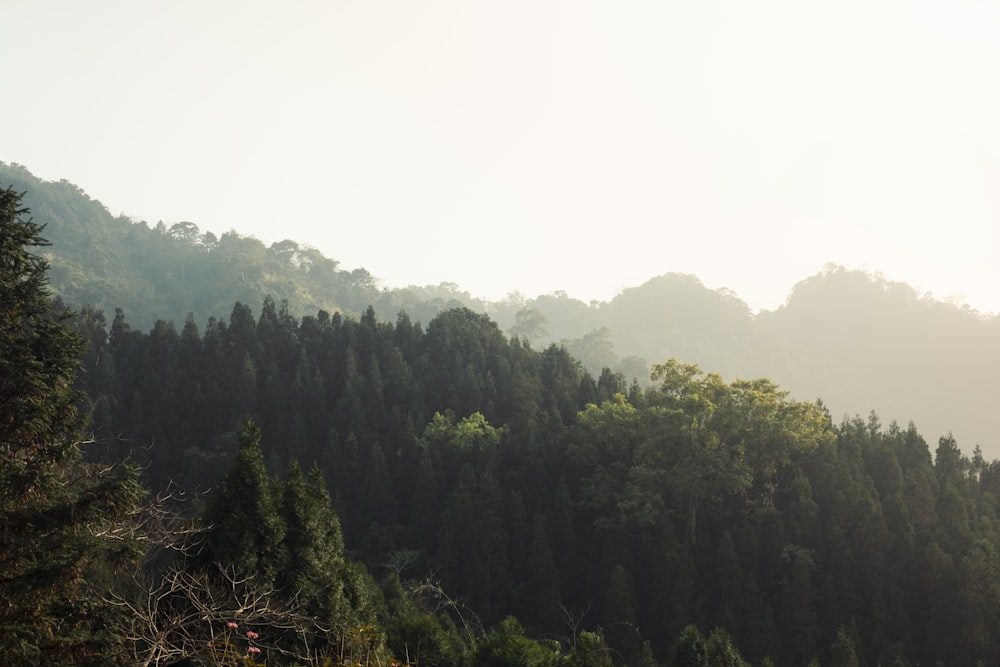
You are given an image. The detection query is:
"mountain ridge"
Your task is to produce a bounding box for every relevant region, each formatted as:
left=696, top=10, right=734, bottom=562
left=2, top=160, right=997, bottom=456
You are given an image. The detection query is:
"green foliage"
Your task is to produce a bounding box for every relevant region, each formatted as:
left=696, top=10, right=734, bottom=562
left=0, top=185, right=144, bottom=664
left=0, top=186, right=84, bottom=494
left=382, top=574, right=467, bottom=667
left=69, top=289, right=1000, bottom=664
left=830, top=625, right=859, bottom=667
left=510, top=306, right=549, bottom=344
left=8, top=160, right=999, bottom=458
left=667, top=625, right=708, bottom=667
left=564, top=631, right=615, bottom=667
left=22, top=226, right=1000, bottom=667
left=471, top=617, right=561, bottom=667
left=667, top=625, right=749, bottom=667
left=279, top=461, right=347, bottom=620
left=422, top=410, right=504, bottom=450
left=201, top=419, right=286, bottom=584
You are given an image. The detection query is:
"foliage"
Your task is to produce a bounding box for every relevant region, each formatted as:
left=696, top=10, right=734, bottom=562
left=470, top=617, right=561, bottom=667
left=9, top=164, right=1000, bottom=664
left=65, top=284, right=1000, bottom=665
left=0, top=186, right=144, bottom=664
left=8, top=161, right=999, bottom=452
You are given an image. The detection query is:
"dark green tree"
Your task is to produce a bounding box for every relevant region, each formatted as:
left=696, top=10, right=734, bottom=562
left=471, top=616, right=561, bottom=667
left=704, top=627, right=751, bottom=667
left=667, top=625, right=709, bottom=667
left=278, top=461, right=347, bottom=621
left=200, top=419, right=285, bottom=584
left=565, top=631, right=615, bottom=667
left=0, top=186, right=143, bottom=664
left=830, top=625, right=860, bottom=667
left=667, top=625, right=749, bottom=667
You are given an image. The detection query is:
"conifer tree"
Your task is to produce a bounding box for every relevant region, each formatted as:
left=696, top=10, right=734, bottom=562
left=0, top=186, right=143, bottom=664
left=200, top=419, right=285, bottom=584
left=279, top=460, right=347, bottom=621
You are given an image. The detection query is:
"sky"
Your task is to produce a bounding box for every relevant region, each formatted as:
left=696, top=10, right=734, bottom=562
left=2, top=0, right=999, bottom=314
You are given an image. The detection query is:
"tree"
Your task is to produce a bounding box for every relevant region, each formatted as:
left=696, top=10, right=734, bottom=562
left=565, top=631, right=615, bottom=667
left=830, top=625, right=859, bottom=667
left=666, top=625, right=749, bottom=667
left=510, top=307, right=549, bottom=344
left=200, top=419, right=286, bottom=585
left=471, top=616, right=561, bottom=667
left=278, top=461, right=347, bottom=622
left=666, top=625, right=708, bottom=667
left=0, top=186, right=144, bottom=663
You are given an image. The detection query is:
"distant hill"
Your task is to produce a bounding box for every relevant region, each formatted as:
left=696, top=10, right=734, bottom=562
left=3, top=161, right=998, bottom=456
left=0, top=162, right=490, bottom=332
left=493, top=269, right=999, bottom=456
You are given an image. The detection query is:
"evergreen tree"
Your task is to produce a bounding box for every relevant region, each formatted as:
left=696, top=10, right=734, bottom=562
left=830, top=625, right=860, bottom=667
left=200, top=419, right=285, bottom=584
left=666, top=625, right=708, bottom=667
left=278, top=460, right=347, bottom=621
left=0, top=186, right=143, bottom=664
left=471, top=616, right=561, bottom=667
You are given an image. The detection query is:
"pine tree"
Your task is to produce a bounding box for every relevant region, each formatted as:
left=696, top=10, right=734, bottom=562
left=200, top=419, right=285, bottom=585
left=278, top=460, right=347, bottom=622
left=0, top=186, right=143, bottom=663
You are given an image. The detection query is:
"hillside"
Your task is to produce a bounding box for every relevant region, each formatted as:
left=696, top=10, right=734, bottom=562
left=3, top=161, right=998, bottom=456
left=67, top=284, right=1000, bottom=666
left=504, top=269, right=999, bottom=457
left=6, top=170, right=1000, bottom=665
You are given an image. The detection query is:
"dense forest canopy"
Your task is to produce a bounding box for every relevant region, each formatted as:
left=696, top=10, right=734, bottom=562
left=66, top=292, right=1000, bottom=665
left=4, top=166, right=1000, bottom=665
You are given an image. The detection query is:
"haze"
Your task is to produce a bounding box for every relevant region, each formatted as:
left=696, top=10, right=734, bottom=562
left=3, top=0, right=998, bottom=313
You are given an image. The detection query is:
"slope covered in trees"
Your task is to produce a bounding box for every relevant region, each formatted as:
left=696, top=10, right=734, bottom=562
left=7, top=164, right=1000, bottom=664
left=4, top=161, right=997, bottom=458
left=61, top=287, right=1000, bottom=665
left=1, top=184, right=646, bottom=665
left=492, top=270, right=999, bottom=458
left=0, top=161, right=487, bottom=335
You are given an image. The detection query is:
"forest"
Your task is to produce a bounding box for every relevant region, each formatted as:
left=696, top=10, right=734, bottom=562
left=4, top=173, right=1000, bottom=666
left=1, top=161, right=996, bottom=460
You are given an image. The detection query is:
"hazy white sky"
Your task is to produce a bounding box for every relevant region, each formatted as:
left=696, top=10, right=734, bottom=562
left=3, top=0, right=999, bottom=313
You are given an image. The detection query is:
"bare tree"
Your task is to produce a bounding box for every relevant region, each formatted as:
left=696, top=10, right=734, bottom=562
left=105, top=563, right=336, bottom=666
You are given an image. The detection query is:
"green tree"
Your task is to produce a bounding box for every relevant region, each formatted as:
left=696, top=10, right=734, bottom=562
left=667, top=625, right=749, bottom=667
left=667, top=625, right=708, bottom=667
left=382, top=574, right=466, bottom=667
left=471, top=616, right=561, bottom=667
left=510, top=306, right=549, bottom=344
left=278, top=461, right=347, bottom=621
left=565, top=631, right=615, bottom=667
left=0, top=186, right=143, bottom=664
left=704, top=627, right=750, bottom=667
left=830, top=625, right=859, bottom=667
left=200, top=419, right=285, bottom=584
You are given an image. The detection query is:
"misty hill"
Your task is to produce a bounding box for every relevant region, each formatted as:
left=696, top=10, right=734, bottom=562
left=3, top=161, right=997, bottom=456
left=495, top=270, right=998, bottom=456
left=0, top=162, right=491, bottom=331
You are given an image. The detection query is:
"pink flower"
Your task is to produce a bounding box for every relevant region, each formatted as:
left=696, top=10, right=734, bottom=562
left=226, top=621, right=239, bottom=629
left=248, top=646, right=261, bottom=654
left=246, top=630, right=259, bottom=639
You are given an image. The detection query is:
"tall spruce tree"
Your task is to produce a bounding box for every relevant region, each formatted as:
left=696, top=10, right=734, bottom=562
left=0, top=186, right=143, bottom=664
left=200, top=419, right=285, bottom=585
left=278, top=460, right=347, bottom=622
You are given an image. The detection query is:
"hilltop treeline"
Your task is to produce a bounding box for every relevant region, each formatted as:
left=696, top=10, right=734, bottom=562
left=0, top=161, right=491, bottom=333
left=71, top=295, right=1000, bottom=665
left=4, top=160, right=998, bottom=456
